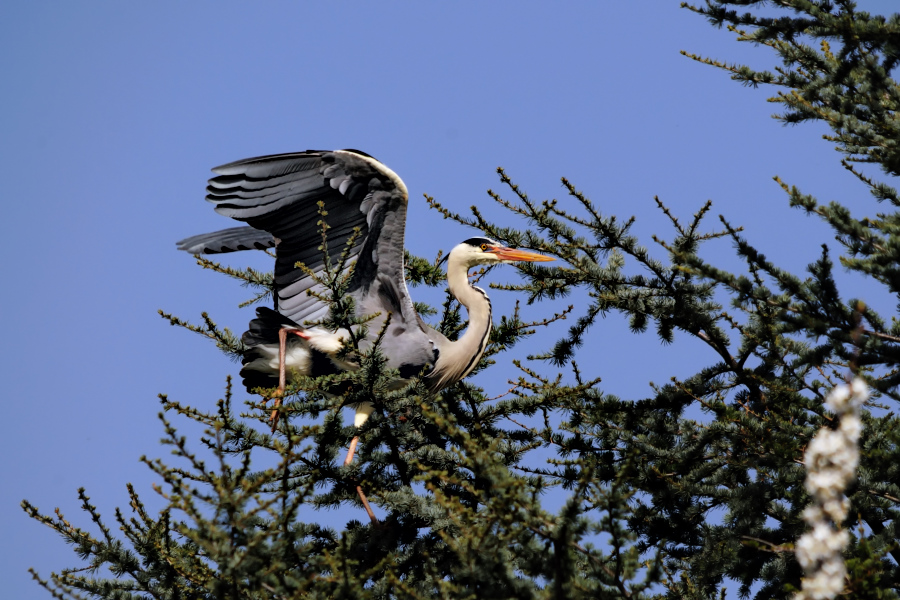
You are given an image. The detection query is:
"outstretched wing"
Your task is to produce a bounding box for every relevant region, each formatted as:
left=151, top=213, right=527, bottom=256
left=204, top=150, right=417, bottom=328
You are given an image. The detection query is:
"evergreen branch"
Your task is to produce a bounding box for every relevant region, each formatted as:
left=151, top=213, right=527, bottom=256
left=840, top=159, right=900, bottom=206
left=158, top=310, right=244, bottom=360
left=193, top=255, right=274, bottom=292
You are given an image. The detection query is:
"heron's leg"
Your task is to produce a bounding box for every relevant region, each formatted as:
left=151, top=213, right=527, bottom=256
left=344, top=436, right=360, bottom=466
left=270, top=327, right=309, bottom=431
left=343, top=436, right=377, bottom=523
left=356, top=485, right=378, bottom=523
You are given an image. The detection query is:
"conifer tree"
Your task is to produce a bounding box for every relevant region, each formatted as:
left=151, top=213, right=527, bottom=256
left=23, top=1, right=900, bottom=598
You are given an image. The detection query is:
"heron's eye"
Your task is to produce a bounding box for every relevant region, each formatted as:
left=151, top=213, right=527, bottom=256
left=481, top=244, right=488, bottom=251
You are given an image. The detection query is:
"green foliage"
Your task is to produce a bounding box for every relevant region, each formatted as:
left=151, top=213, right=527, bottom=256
left=23, top=1, right=900, bottom=598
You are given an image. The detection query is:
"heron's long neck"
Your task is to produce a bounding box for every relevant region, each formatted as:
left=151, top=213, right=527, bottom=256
left=444, top=260, right=492, bottom=377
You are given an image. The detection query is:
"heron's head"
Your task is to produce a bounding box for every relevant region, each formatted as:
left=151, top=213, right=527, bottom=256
left=449, top=236, right=553, bottom=268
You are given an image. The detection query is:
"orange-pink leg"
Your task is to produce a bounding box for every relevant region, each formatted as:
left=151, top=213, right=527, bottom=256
left=273, top=328, right=376, bottom=523
left=270, top=327, right=309, bottom=431
left=344, top=436, right=360, bottom=466
left=344, top=435, right=377, bottom=523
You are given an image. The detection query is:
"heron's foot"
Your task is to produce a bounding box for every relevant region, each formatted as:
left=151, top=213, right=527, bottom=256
left=268, top=398, right=282, bottom=432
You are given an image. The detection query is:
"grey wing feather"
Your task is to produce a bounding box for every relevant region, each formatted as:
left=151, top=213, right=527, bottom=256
left=203, top=150, right=419, bottom=330
left=176, top=226, right=276, bottom=254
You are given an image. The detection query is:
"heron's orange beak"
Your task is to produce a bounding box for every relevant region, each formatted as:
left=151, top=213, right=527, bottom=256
left=488, top=246, right=554, bottom=262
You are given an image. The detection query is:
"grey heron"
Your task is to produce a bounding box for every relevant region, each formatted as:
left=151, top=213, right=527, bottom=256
left=178, top=149, right=552, bottom=518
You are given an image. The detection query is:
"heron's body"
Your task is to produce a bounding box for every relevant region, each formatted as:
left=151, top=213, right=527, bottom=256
left=179, top=149, right=551, bottom=522
left=178, top=149, right=551, bottom=400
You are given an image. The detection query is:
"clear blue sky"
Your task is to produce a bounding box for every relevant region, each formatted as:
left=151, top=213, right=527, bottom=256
left=2, top=2, right=896, bottom=596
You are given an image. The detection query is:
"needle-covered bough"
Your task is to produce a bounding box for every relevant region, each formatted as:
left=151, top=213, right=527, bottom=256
left=178, top=149, right=552, bottom=520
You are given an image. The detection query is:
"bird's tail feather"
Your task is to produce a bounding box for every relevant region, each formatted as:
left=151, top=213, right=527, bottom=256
left=242, top=307, right=301, bottom=349
left=176, top=226, right=276, bottom=254
left=240, top=307, right=303, bottom=391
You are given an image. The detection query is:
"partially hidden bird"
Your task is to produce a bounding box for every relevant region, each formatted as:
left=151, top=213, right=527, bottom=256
left=178, top=149, right=552, bottom=519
